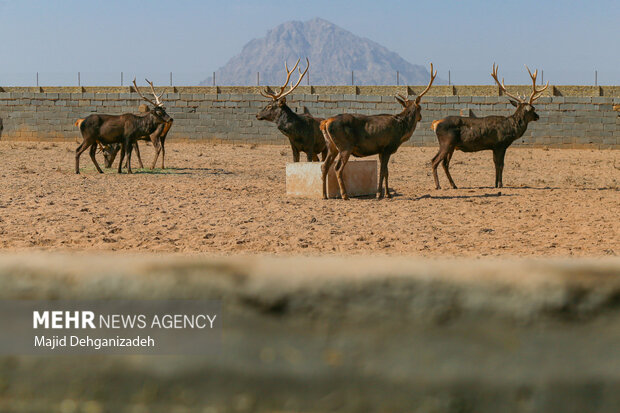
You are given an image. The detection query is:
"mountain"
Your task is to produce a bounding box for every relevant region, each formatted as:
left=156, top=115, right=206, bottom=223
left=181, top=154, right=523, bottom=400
left=201, top=18, right=442, bottom=86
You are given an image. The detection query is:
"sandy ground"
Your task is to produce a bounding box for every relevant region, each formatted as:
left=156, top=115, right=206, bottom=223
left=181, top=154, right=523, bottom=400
left=0, top=141, right=617, bottom=257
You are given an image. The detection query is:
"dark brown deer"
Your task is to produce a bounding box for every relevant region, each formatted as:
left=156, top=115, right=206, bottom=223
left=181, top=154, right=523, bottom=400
left=320, top=63, right=437, bottom=200
left=102, top=119, right=173, bottom=169
left=256, top=58, right=327, bottom=162
left=431, top=64, right=549, bottom=189
left=75, top=79, right=172, bottom=174
left=75, top=118, right=144, bottom=168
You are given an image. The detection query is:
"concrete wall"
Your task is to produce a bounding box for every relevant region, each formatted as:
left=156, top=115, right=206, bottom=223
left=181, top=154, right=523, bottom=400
left=1, top=254, right=619, bottom=412
left=0, top=85, right=619, bottom=148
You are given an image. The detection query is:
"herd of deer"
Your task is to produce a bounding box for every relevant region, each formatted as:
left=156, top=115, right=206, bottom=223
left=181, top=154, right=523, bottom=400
left=71, top=59, right=579, bottom=200
left=252, top=59, right=550, bottom=199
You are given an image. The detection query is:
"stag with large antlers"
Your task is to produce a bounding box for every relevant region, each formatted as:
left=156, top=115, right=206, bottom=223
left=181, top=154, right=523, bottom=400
left=320, top=63, right=437, bottom=200
left=75, top=79, right=172, bottom=174
left=431, top=64, right=548, bottom=189
left=256, top=58, right=327, bottom=162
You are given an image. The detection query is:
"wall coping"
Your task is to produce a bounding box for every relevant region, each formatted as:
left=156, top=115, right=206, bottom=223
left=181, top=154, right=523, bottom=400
left=0, top=85, right=618, bottom=97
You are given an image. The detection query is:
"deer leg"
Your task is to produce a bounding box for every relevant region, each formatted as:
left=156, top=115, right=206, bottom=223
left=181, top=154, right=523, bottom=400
left=312, top=153, right=320, bottom=162
left=334, top=150, right=351, bottom=200
left=442, top=147, right=457, bottom=189
left=493, top=148, right=506, bottom=188
left=377, top=153, right=386, bottom=199
left=134, top=142, right=144, bottom=169
left=150, top=137, right=161, bottom=170
left=75, top=140, right=91, bottom=174
left=160, top=139, right=165, bottom=169
left=384, top=153, right=392, bottom=199
left=431, top=148, right=445, bottom=190
left=320, top=148, right=328, bottom=162
left=151, top=148, right=160, bottom=170
left=89, top=143, right=104, bottom=174
left=306, top=151, right=314, bottom=162
left=292, top=147, right=300, bottom=163
left=321, top=148, right=337, bottom=200
left=126, top=139, right=133, bottom=174
left=117, top=143, right=126, bottom=174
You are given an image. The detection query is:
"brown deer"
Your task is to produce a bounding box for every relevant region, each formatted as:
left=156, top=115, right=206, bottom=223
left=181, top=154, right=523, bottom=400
left=102, top=119, right=173, bottom=169
left=256, top=58, right=327, bottom=162
left=75, top=118, right=145, bottom=168
left=431, top=64, right=548, bottom=189
left=320, top=63, right=437, bottom=200
left=75, top=79, right=172, bottom=174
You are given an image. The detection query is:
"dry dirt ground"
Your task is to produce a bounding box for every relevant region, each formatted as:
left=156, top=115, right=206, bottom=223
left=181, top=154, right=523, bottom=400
left=0, top=141, right=618, bottom=257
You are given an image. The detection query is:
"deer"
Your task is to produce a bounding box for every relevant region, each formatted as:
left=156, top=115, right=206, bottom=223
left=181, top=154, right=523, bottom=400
left=256, top=58, right=327, bottom=162
left=75, top=79, right=172, bottom=174
left=320, top=63, right=437, bottom=200
left=101, top=118, right=173, bottom=169
left=431, top=64, right=549, bottom=189
left=75, top=118, right=145, bottom=168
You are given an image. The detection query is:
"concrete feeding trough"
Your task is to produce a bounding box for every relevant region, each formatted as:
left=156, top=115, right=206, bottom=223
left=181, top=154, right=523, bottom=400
left=286, top=160, right=378, bottom=199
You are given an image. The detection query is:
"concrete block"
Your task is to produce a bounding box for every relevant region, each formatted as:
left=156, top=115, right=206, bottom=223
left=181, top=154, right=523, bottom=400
left=286, top=160, right=377, bottom=199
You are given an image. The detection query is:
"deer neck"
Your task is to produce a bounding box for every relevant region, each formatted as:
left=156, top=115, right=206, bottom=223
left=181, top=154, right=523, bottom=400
left=395, top=106, right=418, bottom=130
left=508, top=108, right=530, bottom=139
left=139, top=113, right=162, bottom=134
left=275, top=104, right=299, bottom=130
left=390, top=106, right=417, bottom=143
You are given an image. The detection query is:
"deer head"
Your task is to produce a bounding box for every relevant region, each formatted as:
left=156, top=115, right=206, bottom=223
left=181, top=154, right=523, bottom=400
left=394, top=63, right=437, bottom=122
left=491, top=63, right=549, bottom=122
left=132, top=78, right=172, bottom=123
left=256, top=58, right=309, bottom=121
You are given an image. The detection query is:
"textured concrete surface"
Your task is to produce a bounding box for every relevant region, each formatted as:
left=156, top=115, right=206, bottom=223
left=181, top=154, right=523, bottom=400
left=286, top=160, right=377, bottom=198
left=0, top=87, right=618, bottom=148
left=0, top=253, right=619, bottom=412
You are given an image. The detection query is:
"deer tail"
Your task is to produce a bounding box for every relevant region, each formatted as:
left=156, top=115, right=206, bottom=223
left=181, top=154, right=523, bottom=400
left=431, top=119, right=444, bottom=132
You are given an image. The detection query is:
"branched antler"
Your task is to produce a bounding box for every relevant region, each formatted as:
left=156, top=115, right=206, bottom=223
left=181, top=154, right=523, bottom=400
left=525, top=65, right=549, bottom=104
left=414, top=63, right=437, bottom=104
left=260, top=58, right=309, bottom=100
left=491, top=63, right=525, bottom=103
left=132, top=78, right=164, bottom=107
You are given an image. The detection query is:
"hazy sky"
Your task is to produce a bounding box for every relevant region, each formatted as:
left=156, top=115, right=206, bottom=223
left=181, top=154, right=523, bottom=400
left=0, top=0, right=618, bottom=85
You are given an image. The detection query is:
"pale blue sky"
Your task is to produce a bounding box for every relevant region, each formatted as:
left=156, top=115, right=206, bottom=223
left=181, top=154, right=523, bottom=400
left=0, top=0, right=618, bottom=85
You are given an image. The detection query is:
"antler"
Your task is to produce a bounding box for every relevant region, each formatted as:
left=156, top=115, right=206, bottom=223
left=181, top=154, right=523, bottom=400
left=145, top=78, right=165, bottom=106
left=133, top=78, right=159, bottom=107
left=414, top=63, right=437, bottom=104
left=279, top=58, right=309, bottom=100
left=525, top=65, right=549, bottom=104
left=260, top=58, right=308, bottom=100
left=491, top=63, right=525, bottom=103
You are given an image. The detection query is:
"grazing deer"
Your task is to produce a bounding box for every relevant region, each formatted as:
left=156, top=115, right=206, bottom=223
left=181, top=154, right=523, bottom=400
left=102, top=119, right=173, bottom=169
left=75, top=118, right=144, bottom=168
left=75, top=79, right=172, bottom=174
left=320, top=63, right=437, bottom=200
left=431, top=64, right=548, bottom=189
left=256, top=58, right=327, bottom=162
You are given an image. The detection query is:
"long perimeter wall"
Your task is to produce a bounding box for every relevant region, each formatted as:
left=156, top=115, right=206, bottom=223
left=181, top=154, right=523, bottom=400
left=0, top=85, right=619, bottom=148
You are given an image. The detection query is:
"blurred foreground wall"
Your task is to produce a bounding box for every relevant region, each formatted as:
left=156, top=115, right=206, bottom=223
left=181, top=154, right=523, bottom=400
left=0, top=254, right=619, bottom=412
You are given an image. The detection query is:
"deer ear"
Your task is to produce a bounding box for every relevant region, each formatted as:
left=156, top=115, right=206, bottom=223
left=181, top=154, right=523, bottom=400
left=394, top=96, right=406, bottom=107
left=508, top=99, right=519, bottom=107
